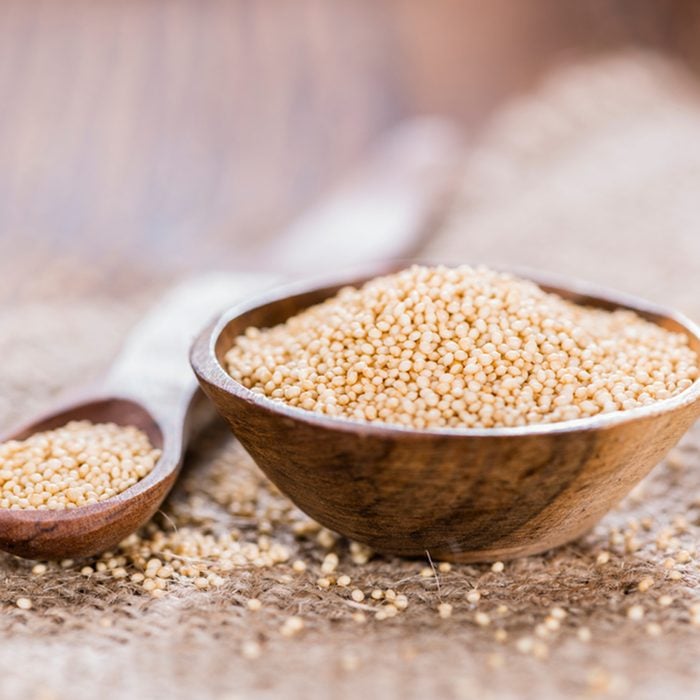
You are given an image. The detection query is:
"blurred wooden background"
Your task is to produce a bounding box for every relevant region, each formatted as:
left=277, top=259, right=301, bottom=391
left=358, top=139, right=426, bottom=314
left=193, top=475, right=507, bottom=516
left=2, top=0, right=700, bottom=301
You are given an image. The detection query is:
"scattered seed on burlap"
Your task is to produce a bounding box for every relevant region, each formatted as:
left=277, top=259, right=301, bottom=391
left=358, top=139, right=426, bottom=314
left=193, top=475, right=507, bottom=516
left=226, top=265, right=698, bottom=430
left=89, top=427, right=700, bottom=651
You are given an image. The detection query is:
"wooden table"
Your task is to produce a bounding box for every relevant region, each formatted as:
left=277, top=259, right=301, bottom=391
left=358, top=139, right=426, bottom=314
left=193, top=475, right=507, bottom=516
left=1, top=0, right=697, bottom=302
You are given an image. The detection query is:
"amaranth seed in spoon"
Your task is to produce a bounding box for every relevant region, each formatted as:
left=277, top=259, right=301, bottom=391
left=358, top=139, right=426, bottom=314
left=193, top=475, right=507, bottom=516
left=0, top=421, right=160, bottom=509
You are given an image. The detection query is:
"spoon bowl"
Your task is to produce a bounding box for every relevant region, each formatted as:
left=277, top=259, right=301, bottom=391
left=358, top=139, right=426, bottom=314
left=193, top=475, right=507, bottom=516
left=0, top=397, right=175, bottom=560
left=191, top=266, right=700, bottom=563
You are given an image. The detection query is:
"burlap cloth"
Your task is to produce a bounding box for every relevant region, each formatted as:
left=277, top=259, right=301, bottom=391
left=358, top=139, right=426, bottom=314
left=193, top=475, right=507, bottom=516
left=2, top=52, right=700, bottom=700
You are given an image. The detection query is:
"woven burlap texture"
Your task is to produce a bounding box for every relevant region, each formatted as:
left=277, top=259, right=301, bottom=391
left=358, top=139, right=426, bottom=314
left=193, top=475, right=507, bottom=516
left=2, top=51, right=700, bottom=700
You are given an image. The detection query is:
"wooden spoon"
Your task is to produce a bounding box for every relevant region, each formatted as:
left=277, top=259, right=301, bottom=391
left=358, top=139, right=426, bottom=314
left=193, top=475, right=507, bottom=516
left=0, top=274, right=277, bottom=560
left=191, top=266, right=700, bottom=563
left=0, top=119, right=463, bottom=560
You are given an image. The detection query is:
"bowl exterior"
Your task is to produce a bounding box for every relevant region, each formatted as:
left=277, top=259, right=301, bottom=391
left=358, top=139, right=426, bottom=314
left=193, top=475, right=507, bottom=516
left=195, top=375, right=698, bottom=562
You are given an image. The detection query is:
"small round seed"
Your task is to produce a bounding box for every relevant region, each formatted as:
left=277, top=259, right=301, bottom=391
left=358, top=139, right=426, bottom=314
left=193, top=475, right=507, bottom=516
left=280, top=616, right=304, bottom=637
left=438, top=603, right=453, bottom=619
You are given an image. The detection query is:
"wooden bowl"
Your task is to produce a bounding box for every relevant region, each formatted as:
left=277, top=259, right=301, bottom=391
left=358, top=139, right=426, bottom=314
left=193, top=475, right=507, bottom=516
left=190, top=268, right=700, bottom=562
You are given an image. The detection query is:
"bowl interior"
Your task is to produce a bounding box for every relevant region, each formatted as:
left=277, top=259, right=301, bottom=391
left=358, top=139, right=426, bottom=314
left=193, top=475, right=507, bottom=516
left=215, top=280, right=362, bottom=365
left=214, top=271, right=700, bottom=382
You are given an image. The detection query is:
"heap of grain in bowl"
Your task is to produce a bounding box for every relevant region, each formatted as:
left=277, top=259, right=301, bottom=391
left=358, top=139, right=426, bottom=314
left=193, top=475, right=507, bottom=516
left=0, top=421, right=161, bottom=510
left=225, top=265, right=698, bottom=429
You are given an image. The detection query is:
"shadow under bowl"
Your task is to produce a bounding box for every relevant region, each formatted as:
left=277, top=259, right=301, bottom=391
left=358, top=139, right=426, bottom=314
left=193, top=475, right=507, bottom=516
left=190, top=267, right=700, bottom=562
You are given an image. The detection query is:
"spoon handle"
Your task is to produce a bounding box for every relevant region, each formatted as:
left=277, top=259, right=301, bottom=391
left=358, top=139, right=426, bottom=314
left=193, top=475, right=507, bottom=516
left=257, top=118, right=462, bottom=275
left=103, top=273, right=280, bottom=419
left=103, top=119, right=463, bottom=421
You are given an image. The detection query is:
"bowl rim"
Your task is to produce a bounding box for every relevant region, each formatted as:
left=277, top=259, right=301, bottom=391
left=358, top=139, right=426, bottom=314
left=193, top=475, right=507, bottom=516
left=190, top=262, right=700, bottom=439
